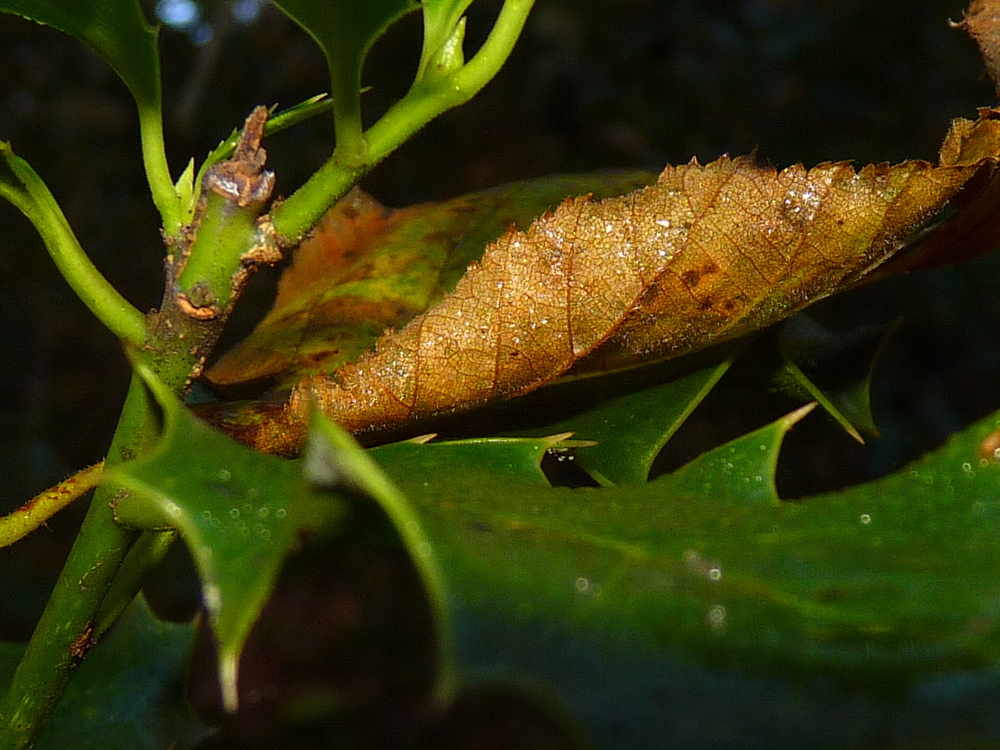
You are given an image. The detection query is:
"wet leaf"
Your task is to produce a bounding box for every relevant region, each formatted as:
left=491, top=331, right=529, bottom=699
left=1, top=598, right=208, bottom=750
left=350, top=404, right=1000, bottom=749
left=230, top=108, right=1000, bottom=454
left=109, top=366, right=345, bottom=711
left=207, top=171, right=654, bottom=391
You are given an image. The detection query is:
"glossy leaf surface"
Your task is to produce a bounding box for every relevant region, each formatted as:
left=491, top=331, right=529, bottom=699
left=207, top=171, right=654, bottom=391
left=355, top=404, right=1000, bottom=748
left=508, top=355, right=736, bottom=486
left=216, top=109, right=1000, bottom=455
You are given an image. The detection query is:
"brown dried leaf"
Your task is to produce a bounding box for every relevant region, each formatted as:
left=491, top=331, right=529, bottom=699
left=206, top=172, right=654, bottom=390
left=230, top=108, right=999, bottom=454
left=207, top=188, right=425, bottom=388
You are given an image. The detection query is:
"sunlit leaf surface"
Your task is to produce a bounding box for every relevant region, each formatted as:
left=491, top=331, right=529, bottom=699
left=213, top=110, right=1000, bottom=454
left=208, top=172, right=654, bottom=391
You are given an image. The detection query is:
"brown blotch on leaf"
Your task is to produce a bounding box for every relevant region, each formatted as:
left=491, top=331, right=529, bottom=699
left=979, top=429, right=1000, bottom=461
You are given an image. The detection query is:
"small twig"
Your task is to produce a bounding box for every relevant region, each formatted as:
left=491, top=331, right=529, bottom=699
left=0, top=462, right=105, bottom=548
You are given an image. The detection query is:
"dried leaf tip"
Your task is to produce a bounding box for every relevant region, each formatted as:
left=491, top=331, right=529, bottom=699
left=956, top=0, right=1000, bottom=98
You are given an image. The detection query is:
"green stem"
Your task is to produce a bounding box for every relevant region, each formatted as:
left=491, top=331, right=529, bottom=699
left=329, top=62, right=368, bottom=169
left=0, top=463, right=104, bottom=549
left=0, top=377, right=153, bottom=749
left=138, top=103, right=183, bottom=238
left=0, top=143, right=146, bottom=346
left=94, top=529, right=175, bottom=640
left=0, top=108, right=288, bottom=746
left=270, top=0, right=536, bottom=244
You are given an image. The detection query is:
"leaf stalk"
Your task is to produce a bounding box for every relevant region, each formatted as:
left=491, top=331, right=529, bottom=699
left=0, top=143, right=146, bottom=346
left=269, top=0, right=536, bottom=244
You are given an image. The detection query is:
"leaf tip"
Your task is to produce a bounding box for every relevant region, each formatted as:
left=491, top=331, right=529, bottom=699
left=219, top=649, right=241, bottom=713
left=408, top=433, right=438, bottom=444
left=784, top=402, right=818, bottom=430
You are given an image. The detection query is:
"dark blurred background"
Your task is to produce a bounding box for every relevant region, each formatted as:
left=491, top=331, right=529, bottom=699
left=2, top=0, right=999, bottom=746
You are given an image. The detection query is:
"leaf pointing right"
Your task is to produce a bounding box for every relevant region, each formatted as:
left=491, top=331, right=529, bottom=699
left=231, top=109, right=999, bottom=453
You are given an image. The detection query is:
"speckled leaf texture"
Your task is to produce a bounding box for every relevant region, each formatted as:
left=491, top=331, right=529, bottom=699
left=241, top=108, right=1000, bottom=454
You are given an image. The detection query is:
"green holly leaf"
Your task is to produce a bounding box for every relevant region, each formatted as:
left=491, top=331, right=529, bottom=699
left=334, top=402, right=1000, bottom=748
left=774, top=314, right=897, bottom=441
left=508, top=354, right=736, bottom=485
left=108, top=366, right=346, bottom=711
left=0, top=0, right=159, bottom=113
left=0, top=598, right=208, bottom=750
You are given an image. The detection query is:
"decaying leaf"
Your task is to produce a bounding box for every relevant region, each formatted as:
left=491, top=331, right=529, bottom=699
left=223, top=107, right=1000, bottom=455
left=206, top=171, right=654, bottom=389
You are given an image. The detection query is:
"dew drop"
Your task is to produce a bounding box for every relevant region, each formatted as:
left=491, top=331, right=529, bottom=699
left=860, top=513, right=872, bottom=525
left=707, top=604, right=727, bottom=630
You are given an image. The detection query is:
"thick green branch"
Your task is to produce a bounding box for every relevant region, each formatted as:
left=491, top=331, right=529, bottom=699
left=0, top=377, right=152, bottom=749
left=0, top=108, right=285, bottom=748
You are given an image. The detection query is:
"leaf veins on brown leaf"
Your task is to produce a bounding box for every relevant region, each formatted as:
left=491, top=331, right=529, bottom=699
left=207, top=106, right=1000, bottom=456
